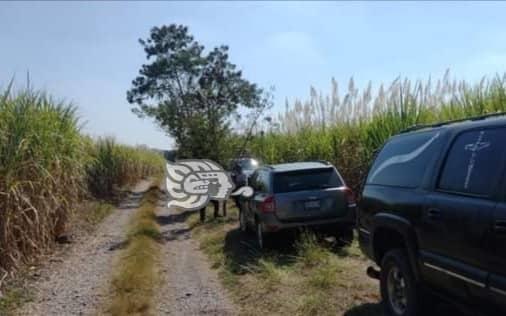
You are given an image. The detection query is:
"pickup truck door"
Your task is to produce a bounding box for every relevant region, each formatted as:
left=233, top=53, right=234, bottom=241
left=483, top=194, right=506, bottom=311
left=486, top=173, right=506, bottom=314
left=419, top=128, right=506, bottom=301
left=420, top=193, right=494, bottom=300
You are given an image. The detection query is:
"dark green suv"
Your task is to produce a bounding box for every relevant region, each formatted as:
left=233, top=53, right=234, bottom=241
left=358, top=113, right=506, bottom=316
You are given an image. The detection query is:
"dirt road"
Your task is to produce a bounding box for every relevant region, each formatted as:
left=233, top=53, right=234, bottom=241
left=17, top=180, right=151, bottom=316
left=16, top=180, right=237, bottom=316
left=154, top=204, right=237, bottom=316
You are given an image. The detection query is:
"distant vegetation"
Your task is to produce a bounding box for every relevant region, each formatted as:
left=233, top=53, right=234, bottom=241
left=126, top=25, right=506, bottom=192
left=247, top=71, right=506, bottom=191
left=0, top=86, right=165, bottom=273
left=86, top=137, right=164, bottom=199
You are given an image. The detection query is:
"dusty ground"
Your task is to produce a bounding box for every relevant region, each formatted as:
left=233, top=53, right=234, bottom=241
left=154, top=203, right=237, bottom=316
left=16, top=180, right=151, bottom=316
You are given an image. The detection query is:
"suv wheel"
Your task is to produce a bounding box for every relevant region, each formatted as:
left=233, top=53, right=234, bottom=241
left=380, top=249, right=419, bottom=316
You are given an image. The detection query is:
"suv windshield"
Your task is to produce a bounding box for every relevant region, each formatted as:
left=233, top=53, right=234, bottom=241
left=273, top=168, right=342, bottom=193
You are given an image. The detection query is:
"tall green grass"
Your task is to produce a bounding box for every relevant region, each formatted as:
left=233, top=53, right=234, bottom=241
left=248, top=72, right=506, bottom=191
left=0, top=86, right=165, bottom=272
left=86, top=137, right=165, bottom=199
left=0, top=88, right=85, bottom=271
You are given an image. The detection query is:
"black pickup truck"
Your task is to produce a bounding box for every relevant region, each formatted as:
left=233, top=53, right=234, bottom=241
left=357, top=113, right=506, bottom=316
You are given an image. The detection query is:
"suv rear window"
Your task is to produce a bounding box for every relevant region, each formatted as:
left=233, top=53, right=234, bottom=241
left=367, top=130, right=442, bottom=188
left=438, top=128, right=506, bottom=197
left=273, top=168, right=342, bottom=193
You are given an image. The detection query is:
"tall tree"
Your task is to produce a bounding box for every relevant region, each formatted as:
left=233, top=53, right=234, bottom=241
left=127, top=24, right=266, bottom=162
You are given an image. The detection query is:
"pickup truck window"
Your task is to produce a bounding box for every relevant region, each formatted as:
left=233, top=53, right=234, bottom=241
left=438, top=128, right=506, bottom=197
left=366, top=130, right=441, bottom=188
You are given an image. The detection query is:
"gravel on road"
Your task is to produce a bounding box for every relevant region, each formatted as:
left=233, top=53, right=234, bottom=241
left=155, top=202, right=237, bottom=316
left=16, top=180, right=152, bottom=316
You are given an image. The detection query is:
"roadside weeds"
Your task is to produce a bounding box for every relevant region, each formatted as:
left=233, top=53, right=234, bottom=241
left=107, top=183, right=162, bottom=316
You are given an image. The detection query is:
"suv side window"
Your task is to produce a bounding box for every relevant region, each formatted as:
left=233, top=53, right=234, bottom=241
left=366, top=130, right=443, bottom=188
left=438, top=128, right=506, bottom=197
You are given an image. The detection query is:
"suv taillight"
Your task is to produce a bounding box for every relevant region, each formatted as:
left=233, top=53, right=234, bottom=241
left=338, top=186, right=356, bottom=208
left=261, top=196, right=276, bottom=213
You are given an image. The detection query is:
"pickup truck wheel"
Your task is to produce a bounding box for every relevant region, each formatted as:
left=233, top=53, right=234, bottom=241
left=380, top=249, right=419, bottom=316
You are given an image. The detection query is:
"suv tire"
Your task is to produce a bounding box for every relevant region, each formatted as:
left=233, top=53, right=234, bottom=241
left=380, top=249, right=420, bottom=316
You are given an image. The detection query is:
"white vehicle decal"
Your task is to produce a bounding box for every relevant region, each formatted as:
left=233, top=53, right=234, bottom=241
left=463, top=131, right=490, bottom=189
left=369, top=132, right=441, bottom=182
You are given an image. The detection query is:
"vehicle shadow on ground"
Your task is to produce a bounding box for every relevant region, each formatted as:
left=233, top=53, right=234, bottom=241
left=345, top=301, right=471, bottom=316
left=221, top=226, right=464, bottom=316
left=222, top=228, right=299, bottom=272
left=221, top=225, right=361, bottom=271
left=343, top=303, right=384, bottom=316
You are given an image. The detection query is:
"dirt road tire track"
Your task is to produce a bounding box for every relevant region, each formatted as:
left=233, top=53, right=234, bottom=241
left=155, top=197, right=237, bottom=315
left=16, top=180, right=152, bottom=316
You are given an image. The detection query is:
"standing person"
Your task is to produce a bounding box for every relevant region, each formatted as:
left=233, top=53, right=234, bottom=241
left=199, top=206, right=206, bottom=223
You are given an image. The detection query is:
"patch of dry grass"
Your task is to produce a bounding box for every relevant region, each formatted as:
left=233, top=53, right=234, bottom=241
left=0, top=280, right=31, bottom=316
left=81, top=202, right=115, bottom=226
left=107, top=185, right=161, bottom=316
left=189, top=201, right=382, bottom=316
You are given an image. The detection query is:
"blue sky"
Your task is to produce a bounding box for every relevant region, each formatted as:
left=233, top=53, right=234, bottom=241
left=1, top=1, right=506, bottom=149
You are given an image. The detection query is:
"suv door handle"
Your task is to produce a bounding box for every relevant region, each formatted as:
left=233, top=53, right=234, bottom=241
left=427, top=208, right=442, bottom=220
left=494, top=220, right=506, bottom=233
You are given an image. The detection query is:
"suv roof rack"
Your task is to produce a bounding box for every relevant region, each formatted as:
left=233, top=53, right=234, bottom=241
left=313, top=160, right=331, bottom=165
left=400, top=111, right=506, bottom=134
